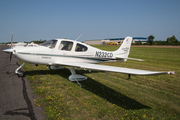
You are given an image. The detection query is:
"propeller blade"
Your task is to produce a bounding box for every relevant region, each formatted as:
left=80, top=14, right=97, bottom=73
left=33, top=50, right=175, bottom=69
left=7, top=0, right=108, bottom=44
left=11, top=31, right=13, bottom=48
left=10, top=52, right=12, bottom=62
left=10, top=31, right=13, bottom=62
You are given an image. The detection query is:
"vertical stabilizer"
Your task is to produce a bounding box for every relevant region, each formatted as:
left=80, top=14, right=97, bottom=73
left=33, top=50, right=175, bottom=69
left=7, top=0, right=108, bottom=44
left=113, top=36, right=133, bottom=60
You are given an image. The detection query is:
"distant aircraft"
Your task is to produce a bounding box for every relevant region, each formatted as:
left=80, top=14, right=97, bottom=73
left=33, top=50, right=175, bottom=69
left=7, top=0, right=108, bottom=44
left=7, top=42, right=27, bottom=47
left=3, top=33, right=175, bottom=87
left=24, top=42, right=39, bottom=47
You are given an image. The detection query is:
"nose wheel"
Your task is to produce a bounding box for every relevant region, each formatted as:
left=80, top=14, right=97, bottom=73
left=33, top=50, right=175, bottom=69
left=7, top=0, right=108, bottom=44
left=17, top=71, right=25, bottom=77
left=15, top=62, right=26, bottom=77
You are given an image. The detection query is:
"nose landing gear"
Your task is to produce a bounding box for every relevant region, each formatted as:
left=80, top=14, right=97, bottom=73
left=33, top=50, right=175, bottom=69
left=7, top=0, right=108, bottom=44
left=15, top=62, right=26, bottom=77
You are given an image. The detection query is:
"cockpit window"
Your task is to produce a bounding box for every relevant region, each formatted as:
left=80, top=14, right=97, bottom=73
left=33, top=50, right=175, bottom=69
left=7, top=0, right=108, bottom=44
left=59, top=41, right=73, bottom=51
left=75, top=43, right=88, bottom=52
left=40, top=40, right=57, bottom=49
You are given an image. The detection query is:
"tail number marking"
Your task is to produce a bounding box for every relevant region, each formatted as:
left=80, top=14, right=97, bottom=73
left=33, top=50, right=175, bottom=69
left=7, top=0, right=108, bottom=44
left=95, top=51, right=113, bottom=58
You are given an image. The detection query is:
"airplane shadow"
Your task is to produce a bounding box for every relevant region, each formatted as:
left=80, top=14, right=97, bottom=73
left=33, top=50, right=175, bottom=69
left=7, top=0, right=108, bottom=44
left=24, top=68, right=150, bottom=110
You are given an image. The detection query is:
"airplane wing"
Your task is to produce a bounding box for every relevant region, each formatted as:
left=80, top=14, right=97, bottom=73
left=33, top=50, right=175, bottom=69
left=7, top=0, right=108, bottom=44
left=55, top=62, right=175, bottom=75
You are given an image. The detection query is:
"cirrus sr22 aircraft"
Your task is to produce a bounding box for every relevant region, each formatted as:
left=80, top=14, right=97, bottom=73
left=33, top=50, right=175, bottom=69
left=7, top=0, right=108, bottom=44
left=3, top=34, right=175, bottom=86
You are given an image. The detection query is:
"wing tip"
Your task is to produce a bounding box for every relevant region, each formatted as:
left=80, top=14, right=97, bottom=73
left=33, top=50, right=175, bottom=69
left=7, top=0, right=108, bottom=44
left=167, top=71, right=175, bottom=75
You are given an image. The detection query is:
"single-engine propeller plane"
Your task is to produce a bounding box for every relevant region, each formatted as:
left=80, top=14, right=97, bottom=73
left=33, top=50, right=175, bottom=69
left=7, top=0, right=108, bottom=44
left=3, top=33, right=175, bottom=87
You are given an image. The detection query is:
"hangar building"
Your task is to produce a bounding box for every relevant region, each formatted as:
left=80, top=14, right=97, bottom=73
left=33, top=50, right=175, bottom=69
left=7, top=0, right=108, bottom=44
left=85, top=37, right=147, bottom=45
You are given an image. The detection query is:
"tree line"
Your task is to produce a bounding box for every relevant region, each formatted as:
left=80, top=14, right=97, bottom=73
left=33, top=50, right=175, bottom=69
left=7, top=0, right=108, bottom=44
left=31, top=39, right=47, bottom=44
left=3, top=39, right=46, bottom=45
left=132, top=35, right=180, bottom=45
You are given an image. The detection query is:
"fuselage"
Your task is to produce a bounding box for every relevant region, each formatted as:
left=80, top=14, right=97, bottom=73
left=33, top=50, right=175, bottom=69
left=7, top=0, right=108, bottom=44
left=12, top=39, right=117, bottom=65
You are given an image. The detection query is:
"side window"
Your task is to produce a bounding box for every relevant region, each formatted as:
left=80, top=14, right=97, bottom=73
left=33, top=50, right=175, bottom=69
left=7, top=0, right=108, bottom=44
left=59, top=41, right=73, bottom=51
left=75, top=43, right=88, bottom=52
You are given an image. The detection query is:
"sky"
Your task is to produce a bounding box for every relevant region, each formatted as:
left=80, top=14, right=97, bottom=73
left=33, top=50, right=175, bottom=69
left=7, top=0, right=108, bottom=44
left=0, top=0, right=180, bottom=43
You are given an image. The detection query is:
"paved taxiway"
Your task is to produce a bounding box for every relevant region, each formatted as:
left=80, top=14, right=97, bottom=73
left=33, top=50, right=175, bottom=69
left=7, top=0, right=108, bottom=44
left=0, top=45, right=46, bottom=120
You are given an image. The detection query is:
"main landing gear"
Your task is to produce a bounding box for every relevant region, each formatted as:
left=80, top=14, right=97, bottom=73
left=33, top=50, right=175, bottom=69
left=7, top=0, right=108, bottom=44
left=15, top=62, right=26, bottom=77
left=68, top=67, right=87, bottom=87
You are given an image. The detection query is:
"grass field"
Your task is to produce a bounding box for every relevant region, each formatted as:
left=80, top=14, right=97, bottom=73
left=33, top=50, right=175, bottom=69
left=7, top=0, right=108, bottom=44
left=23, top=45, right=180, bottom=120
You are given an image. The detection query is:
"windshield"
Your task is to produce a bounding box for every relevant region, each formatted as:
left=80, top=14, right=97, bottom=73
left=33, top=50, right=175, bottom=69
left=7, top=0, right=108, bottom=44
left=40, top=40, right=57, bottom=48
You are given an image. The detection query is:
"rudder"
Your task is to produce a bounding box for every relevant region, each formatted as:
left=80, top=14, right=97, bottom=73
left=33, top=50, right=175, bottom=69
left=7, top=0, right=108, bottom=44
left=113, top=36, right=133, bottom=58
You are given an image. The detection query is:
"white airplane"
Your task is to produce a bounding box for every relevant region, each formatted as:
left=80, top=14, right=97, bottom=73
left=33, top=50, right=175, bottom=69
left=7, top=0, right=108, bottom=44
left=3, top=34, right=175, bottom=86
left=7, top=42, right=27, bottom=47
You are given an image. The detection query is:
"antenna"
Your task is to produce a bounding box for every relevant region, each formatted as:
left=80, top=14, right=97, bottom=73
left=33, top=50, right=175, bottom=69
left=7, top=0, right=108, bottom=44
left=75, top=34, right=82, bottom=41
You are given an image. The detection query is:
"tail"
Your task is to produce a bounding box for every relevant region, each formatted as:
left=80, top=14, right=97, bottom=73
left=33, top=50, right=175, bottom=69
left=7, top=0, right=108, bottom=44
left=113, top=36, right=133, bottom=59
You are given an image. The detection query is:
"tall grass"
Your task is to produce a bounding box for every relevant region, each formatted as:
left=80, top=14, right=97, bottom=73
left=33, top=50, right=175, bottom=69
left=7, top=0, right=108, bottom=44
left=23, top=46, right=180, bottom=120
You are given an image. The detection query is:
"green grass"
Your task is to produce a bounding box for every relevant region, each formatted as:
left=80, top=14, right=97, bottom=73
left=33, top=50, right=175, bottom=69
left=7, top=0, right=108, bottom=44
left=23, top=46, right=180, bottom=120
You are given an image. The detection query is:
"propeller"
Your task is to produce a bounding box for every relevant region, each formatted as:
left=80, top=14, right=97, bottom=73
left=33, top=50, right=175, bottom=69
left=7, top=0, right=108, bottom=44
left=11, top=31, right=13, bottom=48
left=10, top=52, right=12, bottom=62
left=3, top=32, right=14, bottom=62
left=10, top=31, right=13, bottom=62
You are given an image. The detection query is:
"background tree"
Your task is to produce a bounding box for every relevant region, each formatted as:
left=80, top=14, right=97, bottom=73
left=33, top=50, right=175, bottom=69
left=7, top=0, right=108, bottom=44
left=147, top=35, right=154, bottom=45
left=134, top=41, right=142, bottom=45
left=166, top=35, right=178, bottom=45
left=31, top=39, right=46, bottom=44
